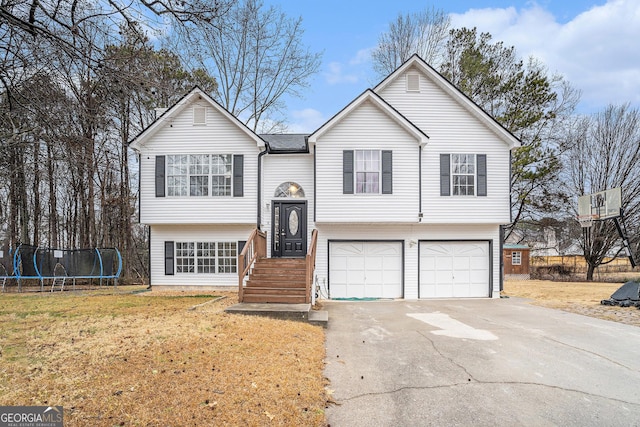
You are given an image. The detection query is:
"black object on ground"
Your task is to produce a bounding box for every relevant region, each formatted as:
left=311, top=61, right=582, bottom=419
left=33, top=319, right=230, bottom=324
left=600, top=281, right=640, bottom=307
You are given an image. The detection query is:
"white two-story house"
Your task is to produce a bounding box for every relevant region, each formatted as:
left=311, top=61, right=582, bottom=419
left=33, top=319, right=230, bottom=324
left=129, top=55, right=520, bottom=300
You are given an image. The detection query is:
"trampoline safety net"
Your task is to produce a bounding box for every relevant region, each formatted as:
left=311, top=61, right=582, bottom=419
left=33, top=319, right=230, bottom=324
left=2, top=245, right=122, bottom=280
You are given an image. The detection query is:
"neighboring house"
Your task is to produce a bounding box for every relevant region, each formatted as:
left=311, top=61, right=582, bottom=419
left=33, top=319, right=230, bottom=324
left=129, top=55, right=520, bottom=299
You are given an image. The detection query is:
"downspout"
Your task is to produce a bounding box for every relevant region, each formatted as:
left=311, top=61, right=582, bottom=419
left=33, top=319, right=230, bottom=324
left=418, top=145, right=423, bottom=221
left=257, top=144, right=269, bottom=230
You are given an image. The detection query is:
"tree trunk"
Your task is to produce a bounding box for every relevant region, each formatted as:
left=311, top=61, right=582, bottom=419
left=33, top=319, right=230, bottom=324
left=47, top=140, right=59, bottom=247
left=586, top=262, right=595, bottom=281
left=32, top=140, right=41, bottom=245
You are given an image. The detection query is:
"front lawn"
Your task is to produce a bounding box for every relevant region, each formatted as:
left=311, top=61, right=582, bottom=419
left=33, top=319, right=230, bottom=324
left=0, top=288, right=327, bottom=426
left=503, top=279, right=640, bottom=327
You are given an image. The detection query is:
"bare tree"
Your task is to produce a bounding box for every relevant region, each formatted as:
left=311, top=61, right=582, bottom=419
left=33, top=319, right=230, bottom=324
left=0, top=0, right=231, bottom=69
left=564, top=104, right=640, bottom=280
left=371, top=7, right=450, bottom=78
left=172, top=0, right=322, bottom=132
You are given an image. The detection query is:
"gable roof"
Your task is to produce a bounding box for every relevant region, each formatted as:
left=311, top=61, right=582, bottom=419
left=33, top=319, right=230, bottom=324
left=307, top=89, right=429, bottom=146
left=374, top=54, right=521, bottom=149
left=128, top=87, right=266, bottom=151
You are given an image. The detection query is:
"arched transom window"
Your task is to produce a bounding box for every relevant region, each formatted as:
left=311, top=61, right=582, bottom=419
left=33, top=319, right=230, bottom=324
left=274, top=182, right=305, bottom=198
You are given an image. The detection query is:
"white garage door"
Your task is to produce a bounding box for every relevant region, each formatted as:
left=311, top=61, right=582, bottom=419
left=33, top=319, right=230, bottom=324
left=420, top=241, right=490, bottom=298
left=330, top=242, right=403, bottom=299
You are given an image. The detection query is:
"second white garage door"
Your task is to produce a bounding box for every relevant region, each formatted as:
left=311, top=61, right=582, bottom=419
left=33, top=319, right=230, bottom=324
left=419, top=241, right=490, bottom=298
left=329, top=241, right=403, bottom=299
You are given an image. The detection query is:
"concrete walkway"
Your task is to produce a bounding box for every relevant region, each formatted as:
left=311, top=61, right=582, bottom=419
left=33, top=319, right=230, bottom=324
left=324, top=298, right=640, bottom=426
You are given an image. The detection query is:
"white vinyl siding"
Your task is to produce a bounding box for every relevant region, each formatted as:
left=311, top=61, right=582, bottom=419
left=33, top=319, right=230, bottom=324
left=138, top=100, right=258, bottom=224
left=315, top=100, right=420, bottom=223
left=150, top=224, right=253, bottom=287
left=376, top=67, right=512, bottom=223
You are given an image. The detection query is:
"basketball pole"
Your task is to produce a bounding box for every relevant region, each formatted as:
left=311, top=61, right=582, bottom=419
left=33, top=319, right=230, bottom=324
left=613, top=209, right=636, bottom=268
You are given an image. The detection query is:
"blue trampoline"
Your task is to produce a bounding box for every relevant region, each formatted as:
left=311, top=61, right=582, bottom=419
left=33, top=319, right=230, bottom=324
left=1, top=244, right=122, bottom=292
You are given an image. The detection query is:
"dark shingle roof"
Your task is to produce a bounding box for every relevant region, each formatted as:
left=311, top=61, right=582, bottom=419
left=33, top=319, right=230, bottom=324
left=259, top=134, right=309, bottom=153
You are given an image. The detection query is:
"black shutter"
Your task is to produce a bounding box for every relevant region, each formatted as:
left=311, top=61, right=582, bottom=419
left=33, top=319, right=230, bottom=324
left=477, top=154, right=487, bottom=196
left=343, top=150, right=354, bottom=194
left=164, top=241, right=174, bottom=275
left=233, top=155, right=244, bottom=197
left=155, top=156, right=165, bottom=197
left=440, top=154, right=450, bottom=196
left=382, top=150, right=392, bottom=194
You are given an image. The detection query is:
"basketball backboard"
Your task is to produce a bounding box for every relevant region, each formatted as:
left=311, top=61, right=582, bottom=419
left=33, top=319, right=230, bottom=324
left=578, top=187, right=622, bottom=220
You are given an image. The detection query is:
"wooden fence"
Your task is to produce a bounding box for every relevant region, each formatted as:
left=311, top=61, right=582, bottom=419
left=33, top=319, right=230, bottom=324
left=531, top=255, right=633, bottom=274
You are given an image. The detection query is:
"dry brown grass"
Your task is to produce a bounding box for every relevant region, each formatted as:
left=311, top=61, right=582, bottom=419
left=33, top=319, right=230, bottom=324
left=0, top=287, right=327, bottom=426
left=503, top=279, right=640, bottom=327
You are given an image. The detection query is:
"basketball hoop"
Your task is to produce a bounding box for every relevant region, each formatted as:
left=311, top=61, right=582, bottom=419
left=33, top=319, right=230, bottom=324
left=577, top=214, right=596, bottom=228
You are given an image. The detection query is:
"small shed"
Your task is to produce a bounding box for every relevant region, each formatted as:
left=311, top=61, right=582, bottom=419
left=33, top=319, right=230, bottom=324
left=504, top=244, right=530, bottom=280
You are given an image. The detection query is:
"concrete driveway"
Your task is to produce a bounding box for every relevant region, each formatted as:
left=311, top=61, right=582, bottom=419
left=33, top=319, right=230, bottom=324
left=323, top=298, right=640, bottom=426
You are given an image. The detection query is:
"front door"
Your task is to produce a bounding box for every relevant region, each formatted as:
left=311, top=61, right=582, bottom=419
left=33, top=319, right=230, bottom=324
left=272, top=201, right=307, bottom=258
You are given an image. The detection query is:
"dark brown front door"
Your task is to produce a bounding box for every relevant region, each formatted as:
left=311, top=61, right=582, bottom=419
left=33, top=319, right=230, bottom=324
left=272, top=201, right=307, bottom=258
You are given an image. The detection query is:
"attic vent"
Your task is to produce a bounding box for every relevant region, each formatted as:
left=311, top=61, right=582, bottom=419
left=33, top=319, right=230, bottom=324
left=406, top=73, right=420, bottom=92
left=193, top=106, right=206, bottom=125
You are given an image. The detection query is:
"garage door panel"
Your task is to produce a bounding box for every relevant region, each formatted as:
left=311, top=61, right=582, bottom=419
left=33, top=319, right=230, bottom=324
left=453, top=270, right=470, bottom=284
left=364, top=256, right=383, bottom=270
left=420, top=241, right=489, bottom=298
left=330, top=242, right=403, bottom=299
left=333, top=243, right=363, bottom=256
left=347, top=270, right=365, bottom=284
left=332, top=256, right=348, bottom=270
left=435, top=285, right=453, bottom=298
left=470, top=257, right=487, bottom=269
left=453, top=284, right=470, bottom=297
left=456, top=257, right=470, bottom=269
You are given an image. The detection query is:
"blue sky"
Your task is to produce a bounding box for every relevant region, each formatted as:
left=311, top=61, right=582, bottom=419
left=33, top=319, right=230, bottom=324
left=261, top=0, right=640, bottom=132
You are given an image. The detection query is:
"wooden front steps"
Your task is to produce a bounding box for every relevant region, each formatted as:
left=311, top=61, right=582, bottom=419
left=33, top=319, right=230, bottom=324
left=243, top=258, right=308, bottom=304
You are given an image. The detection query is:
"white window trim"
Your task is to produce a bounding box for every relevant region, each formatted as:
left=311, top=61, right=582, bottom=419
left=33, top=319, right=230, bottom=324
left=354, top=149, right=381, bottom=195
left=451, top=153, right=477, bottom=196
left=166, top=154, right=233, bottom=197
left=175, top=241, right=238, bottom=274
left=512, top=251, right=522, bottom=266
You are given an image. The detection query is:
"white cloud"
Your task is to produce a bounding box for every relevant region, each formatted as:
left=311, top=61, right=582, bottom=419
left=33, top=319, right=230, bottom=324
left=324, top=61, right=359, bottom=85
left=450, top=0, right=640, bottom=112
left=349, top=47, right=373, bottom=65
left=288, top=108, right=326, bottom=133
